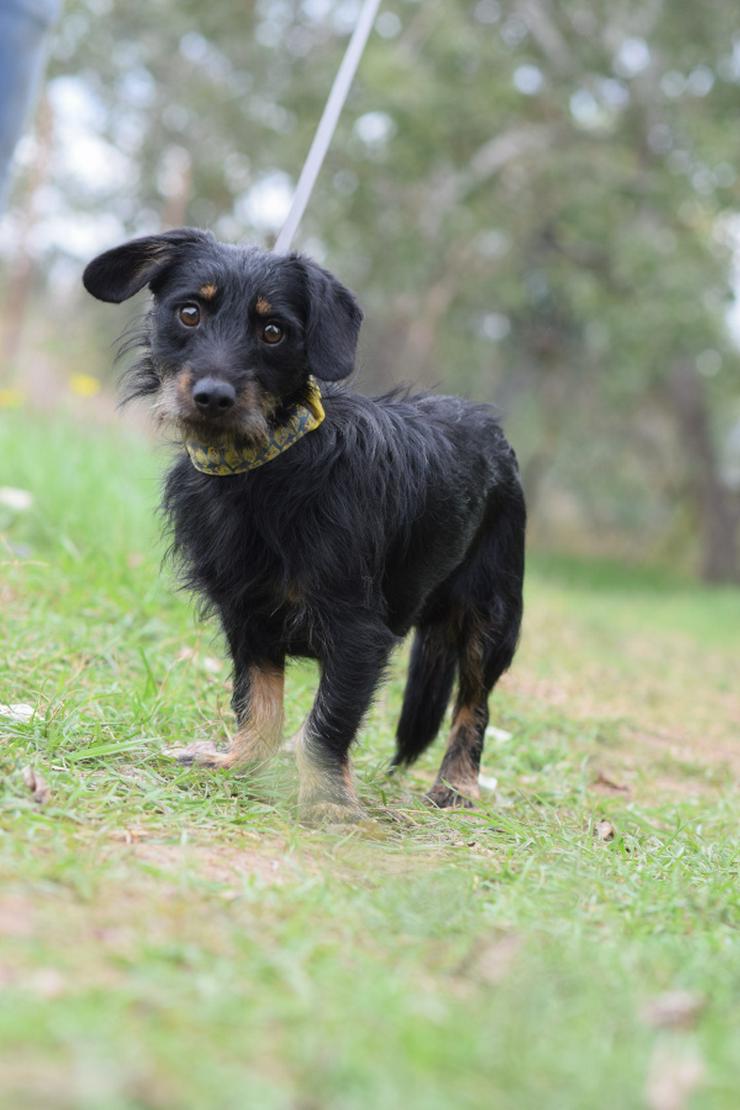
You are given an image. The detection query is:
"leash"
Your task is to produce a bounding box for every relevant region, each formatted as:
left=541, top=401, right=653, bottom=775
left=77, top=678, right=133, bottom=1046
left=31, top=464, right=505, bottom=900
left=274, top=0, right=382, bottom=254
left=187, top=4, right=381, bottom=477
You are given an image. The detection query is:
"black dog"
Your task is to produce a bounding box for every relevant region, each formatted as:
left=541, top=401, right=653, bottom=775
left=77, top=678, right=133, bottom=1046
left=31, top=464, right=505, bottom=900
left=83, top=228, right=525, bottom=822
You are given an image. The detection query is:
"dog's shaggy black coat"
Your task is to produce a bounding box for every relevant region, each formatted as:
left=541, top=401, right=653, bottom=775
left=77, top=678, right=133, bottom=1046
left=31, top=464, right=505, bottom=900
left=83, top=228, right=525, bottom=819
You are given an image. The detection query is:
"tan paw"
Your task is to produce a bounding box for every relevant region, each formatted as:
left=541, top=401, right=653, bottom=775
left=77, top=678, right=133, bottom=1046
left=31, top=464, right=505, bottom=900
left=165, top=741, right=234, bottom=768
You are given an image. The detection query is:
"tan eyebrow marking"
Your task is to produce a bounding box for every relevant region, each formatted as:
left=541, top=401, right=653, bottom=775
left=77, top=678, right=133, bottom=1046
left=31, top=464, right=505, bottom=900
left=199, top=283, right=218, bottom=300
left=255, top=296, right=272, bottom=315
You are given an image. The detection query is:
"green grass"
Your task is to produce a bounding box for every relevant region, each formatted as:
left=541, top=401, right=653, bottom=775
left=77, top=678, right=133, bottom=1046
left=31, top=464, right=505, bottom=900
left=1, top=409, right=738, bottom=1109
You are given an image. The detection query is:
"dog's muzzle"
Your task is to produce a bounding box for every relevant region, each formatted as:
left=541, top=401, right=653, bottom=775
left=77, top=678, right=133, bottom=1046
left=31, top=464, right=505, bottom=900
left=192, top=377, right=236, bottom=415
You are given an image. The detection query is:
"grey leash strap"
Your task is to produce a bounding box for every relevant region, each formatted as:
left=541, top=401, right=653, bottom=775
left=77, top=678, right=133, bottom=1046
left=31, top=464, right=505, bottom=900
left=273, top=0, right=382, bottom=254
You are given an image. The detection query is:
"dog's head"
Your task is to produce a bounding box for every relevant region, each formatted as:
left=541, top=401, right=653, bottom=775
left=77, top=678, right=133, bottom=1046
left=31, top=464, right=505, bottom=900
left=83, top=228, right=362, bottom=442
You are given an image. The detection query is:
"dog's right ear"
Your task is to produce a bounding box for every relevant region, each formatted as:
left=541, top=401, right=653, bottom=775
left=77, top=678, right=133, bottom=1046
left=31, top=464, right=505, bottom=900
left=83, top=227, right=213, bottom=303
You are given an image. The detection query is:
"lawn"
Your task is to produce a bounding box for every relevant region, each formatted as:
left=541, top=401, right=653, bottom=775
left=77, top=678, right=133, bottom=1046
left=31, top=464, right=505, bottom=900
left=1, top=409, right=738, bottom=1109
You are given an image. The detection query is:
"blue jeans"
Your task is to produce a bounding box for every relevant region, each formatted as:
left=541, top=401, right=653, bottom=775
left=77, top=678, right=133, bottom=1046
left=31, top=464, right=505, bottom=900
left=0, top=0, right=61, bottom=209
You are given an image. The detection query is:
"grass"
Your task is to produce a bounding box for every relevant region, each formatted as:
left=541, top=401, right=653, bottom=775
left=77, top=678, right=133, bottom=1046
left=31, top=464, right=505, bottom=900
left=1, top=408, right=738, bottom=1109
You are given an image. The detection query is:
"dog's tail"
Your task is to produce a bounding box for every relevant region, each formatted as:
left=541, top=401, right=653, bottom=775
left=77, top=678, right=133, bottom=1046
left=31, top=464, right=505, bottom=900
left=392, top=625, right=456, bottom=767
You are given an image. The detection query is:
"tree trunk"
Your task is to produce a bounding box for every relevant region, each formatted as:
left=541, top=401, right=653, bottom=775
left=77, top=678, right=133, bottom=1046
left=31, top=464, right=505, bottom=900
left=668, top=362, right=739, bottom=583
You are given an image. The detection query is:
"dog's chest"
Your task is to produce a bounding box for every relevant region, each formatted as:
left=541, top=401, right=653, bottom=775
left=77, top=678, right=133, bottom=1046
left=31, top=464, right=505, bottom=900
left=176, top=480, right=314, bottom=609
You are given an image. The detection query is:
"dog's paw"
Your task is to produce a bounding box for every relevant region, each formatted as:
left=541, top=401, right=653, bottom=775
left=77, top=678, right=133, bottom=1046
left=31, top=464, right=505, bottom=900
left=299, top=800, right=366, bottom=827
left=424, top=782, right=478, bottom=809
left=165, top=741, right=232, bottom=768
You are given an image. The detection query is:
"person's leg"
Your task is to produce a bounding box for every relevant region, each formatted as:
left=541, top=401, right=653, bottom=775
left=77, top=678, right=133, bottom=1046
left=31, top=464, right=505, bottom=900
left=0, top=0, right=61, bottom=209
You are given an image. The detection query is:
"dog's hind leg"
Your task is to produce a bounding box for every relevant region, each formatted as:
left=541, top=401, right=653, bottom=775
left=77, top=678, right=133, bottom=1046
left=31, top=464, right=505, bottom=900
left=298, top=617, right=397, bottom=824
left=427, top=493, right=525, bottom=808
left=424, top=620, right=491, bottom=808
left=426, top=603, right=522, bottom=808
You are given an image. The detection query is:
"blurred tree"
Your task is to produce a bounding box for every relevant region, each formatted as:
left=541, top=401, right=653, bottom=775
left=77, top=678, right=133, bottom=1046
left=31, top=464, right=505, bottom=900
left=4, top=0, right=740, bottom=580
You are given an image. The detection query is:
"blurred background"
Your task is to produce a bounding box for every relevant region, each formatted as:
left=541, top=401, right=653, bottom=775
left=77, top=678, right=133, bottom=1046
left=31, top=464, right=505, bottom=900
left=1, top=0, right=740, bottom=582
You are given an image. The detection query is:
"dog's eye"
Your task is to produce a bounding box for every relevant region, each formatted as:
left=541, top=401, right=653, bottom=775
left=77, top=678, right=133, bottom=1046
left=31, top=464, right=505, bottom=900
left=178, top=304, right=201, bottom=327
left=261, top=322, right=284, bottom=345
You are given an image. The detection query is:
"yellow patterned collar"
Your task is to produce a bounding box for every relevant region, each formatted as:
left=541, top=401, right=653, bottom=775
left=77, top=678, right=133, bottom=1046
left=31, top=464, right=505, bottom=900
left=184, top=377, right=325, bottom=476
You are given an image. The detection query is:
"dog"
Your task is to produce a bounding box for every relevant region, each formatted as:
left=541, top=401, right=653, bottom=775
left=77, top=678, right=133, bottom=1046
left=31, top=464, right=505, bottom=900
left=83, top=228, right=526, bottom=822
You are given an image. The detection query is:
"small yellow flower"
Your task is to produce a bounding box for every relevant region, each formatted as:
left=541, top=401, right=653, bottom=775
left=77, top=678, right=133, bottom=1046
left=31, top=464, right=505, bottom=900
left=69, top=374, right=101, bottom=398
left=0, top=387, right=24, bottom=409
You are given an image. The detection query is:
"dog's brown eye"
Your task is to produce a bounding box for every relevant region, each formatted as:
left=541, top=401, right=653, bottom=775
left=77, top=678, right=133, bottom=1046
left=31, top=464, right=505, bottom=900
left=261, top=322, right=284, bottom=345
left=178, top=304, right=201, bottom=327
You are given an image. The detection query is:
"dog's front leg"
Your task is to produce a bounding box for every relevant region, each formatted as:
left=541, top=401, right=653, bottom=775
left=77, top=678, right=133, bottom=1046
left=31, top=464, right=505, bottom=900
left=170, top=661, right=285, bottom=769
left=297, top=621, right=396, bottom=824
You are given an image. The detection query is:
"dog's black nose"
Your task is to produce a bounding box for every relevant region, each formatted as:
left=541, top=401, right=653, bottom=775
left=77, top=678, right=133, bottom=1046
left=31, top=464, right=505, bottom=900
left=192, top=377, right=236, bottom=413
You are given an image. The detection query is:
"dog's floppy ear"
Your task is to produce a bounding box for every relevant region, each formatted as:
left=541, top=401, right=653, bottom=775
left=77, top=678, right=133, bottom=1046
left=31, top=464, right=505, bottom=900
left=292, top=256, right=363, bottom=381
left=83, top=227, right=213, bottom=304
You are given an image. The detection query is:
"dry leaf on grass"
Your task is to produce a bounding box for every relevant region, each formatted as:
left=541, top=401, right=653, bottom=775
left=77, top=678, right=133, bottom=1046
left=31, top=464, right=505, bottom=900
left=456, top=933, right=522, bottom=987
left=595, top=819, right=616, bottom=841
left=109, top=827, right=149, bottom=845
left=0, top=703, right=35, bottom=723
left=645, top=1044, right=704, bottom=1110
left=476, top=934, right=522, bottom=985
left=22, top=766, right=51, bottom=805
left=592, top=770, right=630, bottom=794
left=485, top=725, right=512, bottom=742
left=642, top=990, right=705, bottom=1030
left=174, top=647, right=222, bottom=674
left=0, top=487, right=33, bottom=511
left=28, top=968, right=66, bottom=999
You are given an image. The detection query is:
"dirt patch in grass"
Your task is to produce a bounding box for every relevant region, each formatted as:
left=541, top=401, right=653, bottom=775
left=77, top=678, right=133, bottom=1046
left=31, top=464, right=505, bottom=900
left=108, top=836, right=297, bottom=888
left=0, top=894, right=36, bottom=938
left=624, top=723, right=738, bottom=779
left=506, top=643, right=738, bottom=803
